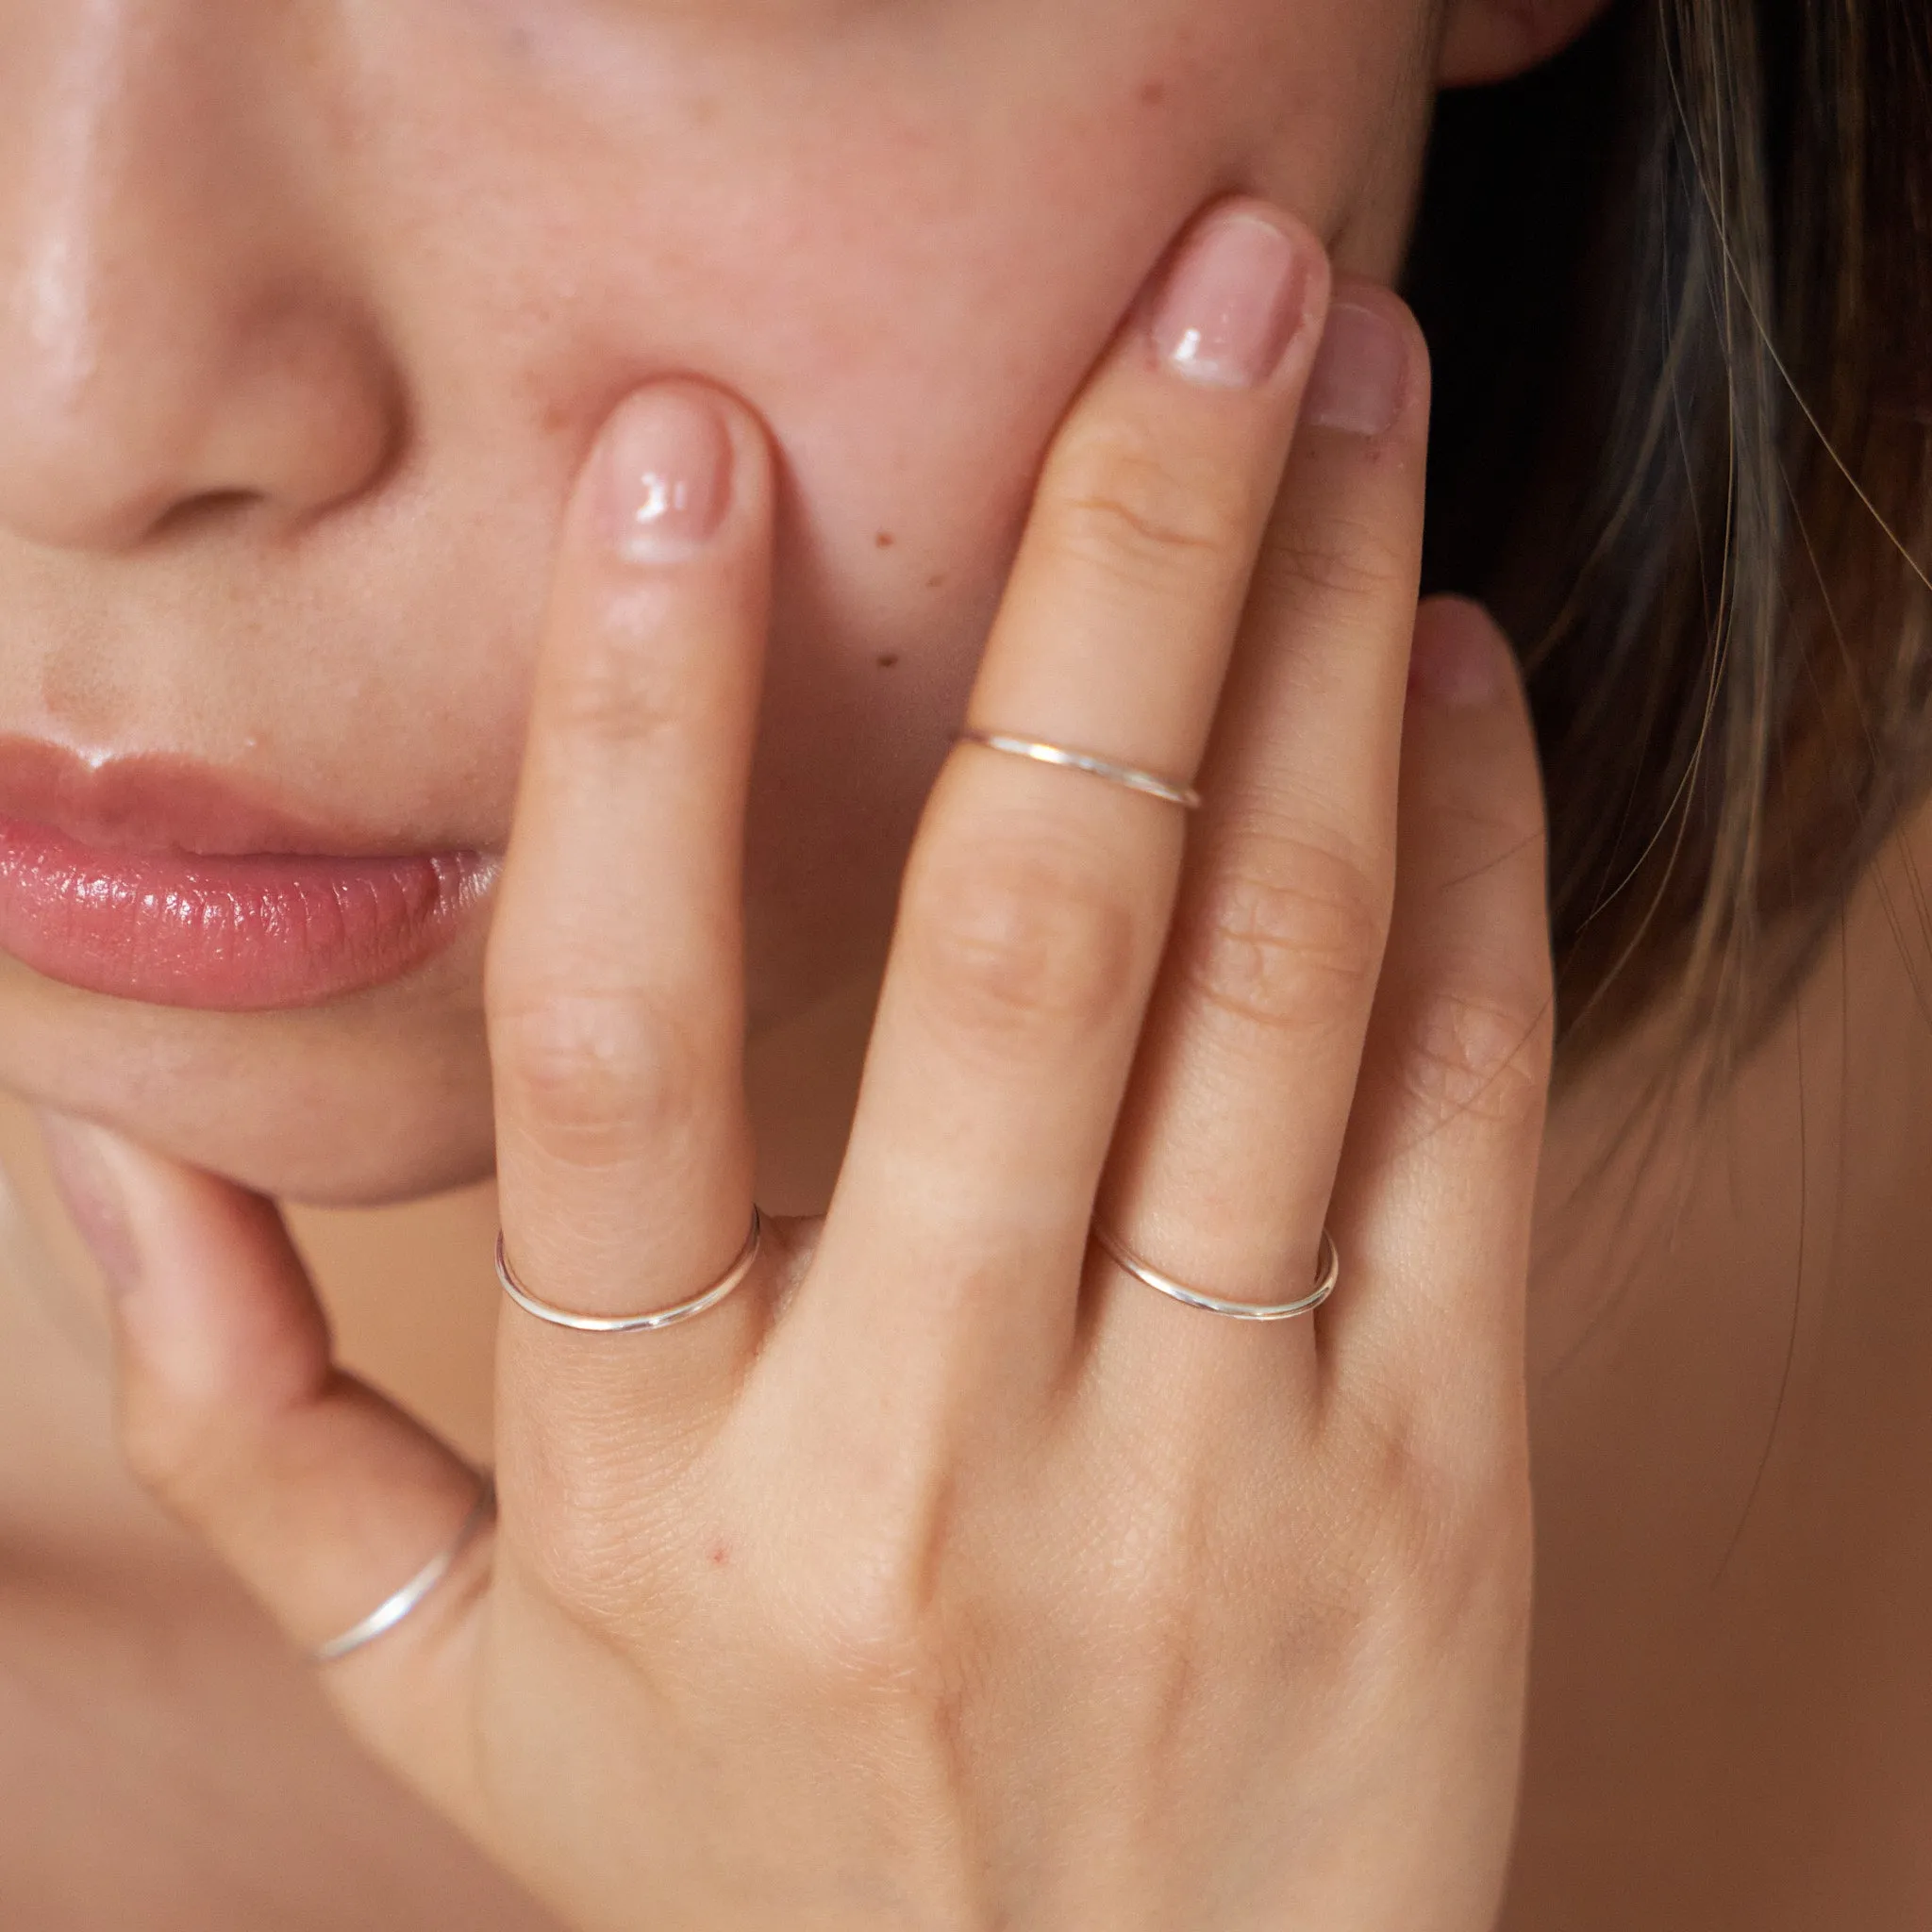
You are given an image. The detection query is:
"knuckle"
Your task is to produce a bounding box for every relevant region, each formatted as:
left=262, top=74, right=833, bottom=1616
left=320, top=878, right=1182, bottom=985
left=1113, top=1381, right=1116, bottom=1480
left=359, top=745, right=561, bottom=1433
left=1175, top=831, right=1388, bottom=1037
left=802, top=1569, right=939, bottom=1698
left=523, top=1507, right=639, bottom=1638
left=546, top=601, right=685, bottom=748
left=491, top=984, right=702, bottom=1166
left=1329, top=1398, right=1532, bottom=1646
left=1397, top=977, right=1554, bottom=1135
left=905, top=835, right=1142, bottom=1046
left=117, top=1394, right=205, bottom=1504
left=1264, top=513, right=1409, bottom=608
left=118, top=1385, right=254, bottom=1533
left=511, top=1438, right=660, bottom=1633
left=1046, top=423, right=1257, bottom=586
left=1110, top=1528, right=1213, bottom=1658
left=1384, top=1453, right=1533, bottom=1642
left=778, top=1538, right=972, bottom=1727
left=114, top=1338, right=225, bottom=1495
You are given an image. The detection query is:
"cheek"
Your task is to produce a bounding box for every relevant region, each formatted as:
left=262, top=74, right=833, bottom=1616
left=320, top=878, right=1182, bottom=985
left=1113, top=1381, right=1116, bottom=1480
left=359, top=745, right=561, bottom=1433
left=275, top=0, right=1432, bottom=1023
left=361, top=0, right=1418, bottom=740
left=0, top=2, right=1436, bottom=1202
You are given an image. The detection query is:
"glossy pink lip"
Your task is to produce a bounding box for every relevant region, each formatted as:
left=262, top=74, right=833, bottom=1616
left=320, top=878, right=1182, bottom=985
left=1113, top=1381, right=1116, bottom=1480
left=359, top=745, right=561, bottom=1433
left=0, top=740, right=495, bottom=1012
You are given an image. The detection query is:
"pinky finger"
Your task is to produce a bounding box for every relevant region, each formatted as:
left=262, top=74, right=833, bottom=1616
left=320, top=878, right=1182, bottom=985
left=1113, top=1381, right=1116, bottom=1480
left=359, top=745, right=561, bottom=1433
left=38, top=1114, right=491, bottom=1811
left=1321, top=598, right=1555, bottom=1424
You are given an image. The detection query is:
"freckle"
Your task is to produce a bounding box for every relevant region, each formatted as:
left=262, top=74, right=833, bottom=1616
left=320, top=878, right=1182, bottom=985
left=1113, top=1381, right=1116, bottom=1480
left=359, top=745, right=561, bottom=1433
left=37, top=653, right=111, bottom=739
left=875, top=530, right=896, bottom=549
left=1139, top=80, right=1169, bottom=108
left=876, top=654, right=901, bottom=670
left=925, top=574, right=947, bottom=591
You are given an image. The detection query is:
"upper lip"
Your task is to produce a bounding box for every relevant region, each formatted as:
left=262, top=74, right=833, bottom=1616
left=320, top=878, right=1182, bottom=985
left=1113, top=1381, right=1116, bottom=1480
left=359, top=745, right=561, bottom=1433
left=0, top=734, right=452, bottom=859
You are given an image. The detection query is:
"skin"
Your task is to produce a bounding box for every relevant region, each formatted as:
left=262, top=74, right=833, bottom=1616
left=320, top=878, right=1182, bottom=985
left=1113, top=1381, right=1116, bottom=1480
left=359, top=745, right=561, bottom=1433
left=49, top=2, right=1922, bottom=1929
left=20, top=227, right=1562, bottom=1930
left=0, top=0, right=1579, bottom=1204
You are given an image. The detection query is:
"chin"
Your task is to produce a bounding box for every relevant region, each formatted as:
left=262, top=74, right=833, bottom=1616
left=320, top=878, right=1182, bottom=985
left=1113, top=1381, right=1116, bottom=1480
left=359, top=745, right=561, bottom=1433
left=0, top=949, right=499, bottom=1208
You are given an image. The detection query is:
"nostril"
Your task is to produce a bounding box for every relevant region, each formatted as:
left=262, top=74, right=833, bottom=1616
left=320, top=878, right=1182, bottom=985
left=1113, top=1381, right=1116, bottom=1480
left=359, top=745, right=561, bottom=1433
left=150, top=489, right=269, bottom=542
left=0, top=299, right=404, bottom=553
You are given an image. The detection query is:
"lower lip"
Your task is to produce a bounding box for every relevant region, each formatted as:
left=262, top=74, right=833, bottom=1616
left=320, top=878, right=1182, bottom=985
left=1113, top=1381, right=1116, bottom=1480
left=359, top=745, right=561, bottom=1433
left=0, top=817, right=496, bottom=1012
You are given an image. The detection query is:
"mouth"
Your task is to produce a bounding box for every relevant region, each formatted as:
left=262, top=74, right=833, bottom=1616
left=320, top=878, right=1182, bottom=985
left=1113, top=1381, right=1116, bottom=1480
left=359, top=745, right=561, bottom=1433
left=0, top=738, right=497, bottom=1012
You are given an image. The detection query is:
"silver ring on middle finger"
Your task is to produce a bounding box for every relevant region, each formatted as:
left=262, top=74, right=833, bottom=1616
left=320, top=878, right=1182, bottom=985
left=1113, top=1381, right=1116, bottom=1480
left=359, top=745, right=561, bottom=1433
left=1092, top=1222, right=1340, bottom=1322
left=956, top=728, right=1205, bottom=811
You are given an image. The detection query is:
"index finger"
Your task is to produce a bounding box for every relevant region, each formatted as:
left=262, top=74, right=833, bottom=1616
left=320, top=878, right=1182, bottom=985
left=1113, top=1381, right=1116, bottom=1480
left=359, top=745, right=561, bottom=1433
left=486, top=385, right=775, bottom=1474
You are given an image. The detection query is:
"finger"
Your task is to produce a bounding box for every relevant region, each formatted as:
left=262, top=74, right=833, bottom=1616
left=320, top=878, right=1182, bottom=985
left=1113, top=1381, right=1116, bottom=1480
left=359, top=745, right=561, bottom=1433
left=1321, top=598, right=1554, bottom=1431
left=1086, top=287, right=1428, bottom=1413
left=800, top=202, right=1333, bottom=1412
left=40, top=1115, right=491, bottom=1819
left=486, top=383, right=773, bottom=1445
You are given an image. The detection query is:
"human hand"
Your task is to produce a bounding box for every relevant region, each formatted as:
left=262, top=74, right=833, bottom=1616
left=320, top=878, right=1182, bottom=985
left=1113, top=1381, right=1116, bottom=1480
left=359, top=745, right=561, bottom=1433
left=45, top=199, right=1553, bottom=1931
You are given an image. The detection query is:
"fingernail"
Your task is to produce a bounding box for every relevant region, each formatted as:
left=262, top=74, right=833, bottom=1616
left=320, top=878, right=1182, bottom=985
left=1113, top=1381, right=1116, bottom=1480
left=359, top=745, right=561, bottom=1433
left=599, top=387, right=734, bottom=562
left=1304, top=302, right=1408, bottom=437
left=39, top=1112, right=142, bottom=1297
left=1150, top=209, right=1313, bottom=391
left=1409, top=602, right=1511, bottom=708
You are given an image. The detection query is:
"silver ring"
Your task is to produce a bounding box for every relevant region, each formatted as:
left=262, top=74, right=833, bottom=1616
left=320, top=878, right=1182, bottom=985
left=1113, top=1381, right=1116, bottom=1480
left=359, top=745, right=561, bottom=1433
left=1094, top=1224, right=1340, bottom=1322
left=312, top=1475, right=497, bottom=1666
left=496, top=1208, right=764, bottom=1336
left=957, top=729, right=1203, bottom=811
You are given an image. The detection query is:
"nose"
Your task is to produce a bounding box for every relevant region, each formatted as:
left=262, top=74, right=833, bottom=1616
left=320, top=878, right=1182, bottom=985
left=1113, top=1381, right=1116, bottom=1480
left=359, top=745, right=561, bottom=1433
left=0, top=9, right=401, bottom=553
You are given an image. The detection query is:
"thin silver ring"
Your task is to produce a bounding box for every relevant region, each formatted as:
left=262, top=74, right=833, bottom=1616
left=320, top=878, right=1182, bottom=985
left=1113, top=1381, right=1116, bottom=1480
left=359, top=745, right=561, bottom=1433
left=496, top=1208, right=764, bottom=1336
left=1093, top=1224, right=1340, bottom=1322
left=957, top=729, right=1203, bottom=811
left=312, top=1475, right=497, bottom=1666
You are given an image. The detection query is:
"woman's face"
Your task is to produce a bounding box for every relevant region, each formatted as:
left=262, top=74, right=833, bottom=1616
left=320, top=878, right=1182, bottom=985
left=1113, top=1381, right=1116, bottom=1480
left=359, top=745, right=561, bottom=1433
left=0, top=1, right=1456, bottom=1206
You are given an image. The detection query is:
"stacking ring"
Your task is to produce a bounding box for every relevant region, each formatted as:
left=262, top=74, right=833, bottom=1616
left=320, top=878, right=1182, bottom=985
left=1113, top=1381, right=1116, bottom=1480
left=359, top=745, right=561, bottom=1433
left=1094, top=1224, right=1340, bottom=1322
left=496, top=1208, right=765, bottom=1336
left=957, top=728, right=1203, bottom=811
left=312, top=1475, right=497, bottom=1666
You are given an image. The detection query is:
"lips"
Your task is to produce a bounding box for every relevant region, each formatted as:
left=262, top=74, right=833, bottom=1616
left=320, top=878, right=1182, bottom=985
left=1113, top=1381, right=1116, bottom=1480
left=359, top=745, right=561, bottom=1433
left=0, top=739, right=496, bottom=1011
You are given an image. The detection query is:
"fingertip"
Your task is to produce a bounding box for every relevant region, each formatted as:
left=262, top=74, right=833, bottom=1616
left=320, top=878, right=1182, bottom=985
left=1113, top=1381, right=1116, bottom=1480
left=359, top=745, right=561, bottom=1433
left=1403, top=601, right=1547, bottom=871
left=1304, top=280, right=1431, bottom=441
left=577, top=379, right=774, bottom=571
left=49, top=1125, right=333, bottom=1418
left=38, top=1110, right=145, bottom=1299
left=1408, top=597, right=1521, bottom=710
left=1143, top=196, right=1334, bottom=393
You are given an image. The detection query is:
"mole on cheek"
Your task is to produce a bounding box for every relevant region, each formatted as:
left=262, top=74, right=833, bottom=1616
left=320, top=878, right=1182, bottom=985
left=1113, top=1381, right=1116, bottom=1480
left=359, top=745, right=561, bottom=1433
left=1138, top=79, right=1169, bottom=108
left=874, top=531, right=896, bottom=549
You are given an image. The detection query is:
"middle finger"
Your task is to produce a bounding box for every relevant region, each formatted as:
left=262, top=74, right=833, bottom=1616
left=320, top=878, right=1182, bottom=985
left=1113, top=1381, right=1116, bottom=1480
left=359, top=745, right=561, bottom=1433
left=800, top=201, right=1333, bottom=1407
left=1091, top=287, right=1429, bottom=1408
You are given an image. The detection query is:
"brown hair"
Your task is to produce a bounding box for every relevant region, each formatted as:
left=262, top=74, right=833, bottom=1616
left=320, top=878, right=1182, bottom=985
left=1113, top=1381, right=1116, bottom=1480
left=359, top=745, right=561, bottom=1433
left=1409, top=0, right=1932, bottom=1078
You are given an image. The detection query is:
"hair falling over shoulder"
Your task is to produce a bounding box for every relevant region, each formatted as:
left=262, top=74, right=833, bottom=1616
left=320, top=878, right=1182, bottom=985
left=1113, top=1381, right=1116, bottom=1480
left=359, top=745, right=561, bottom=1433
left=1411, top=0, right=1932, bottom=1081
